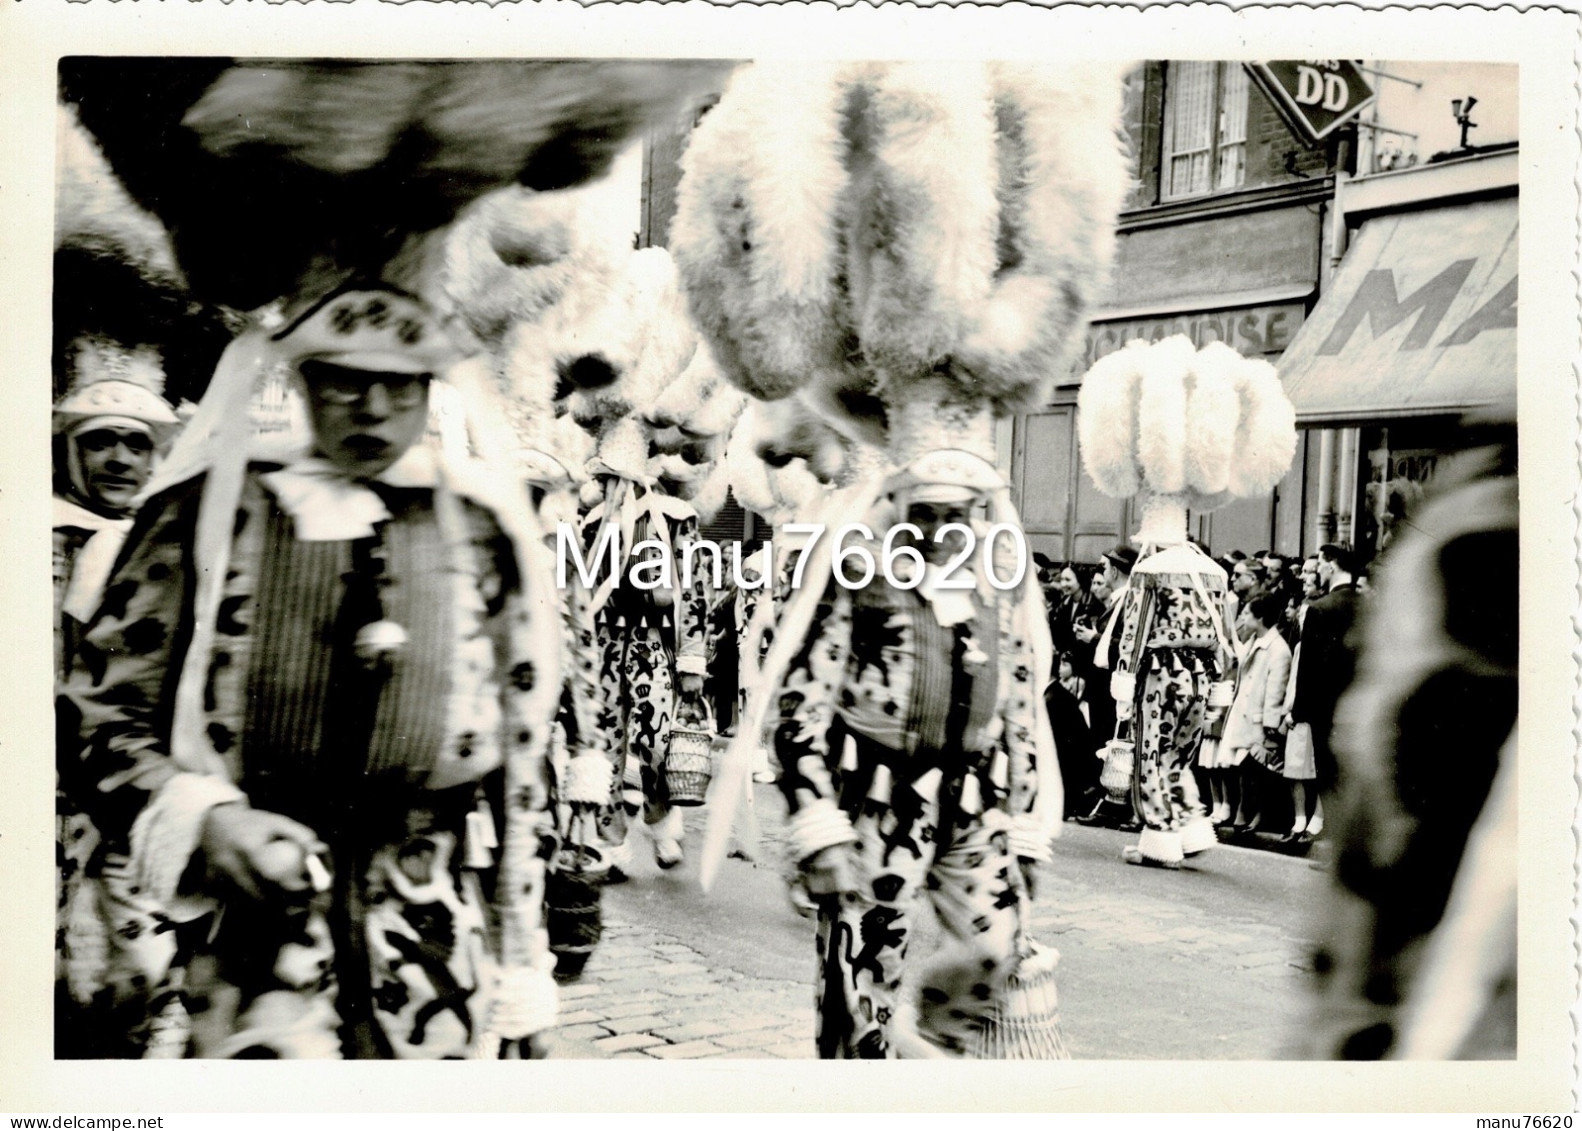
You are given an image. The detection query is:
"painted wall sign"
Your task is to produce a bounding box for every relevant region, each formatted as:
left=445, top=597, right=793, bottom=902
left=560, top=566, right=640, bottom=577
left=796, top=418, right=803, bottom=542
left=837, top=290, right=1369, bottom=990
left=1247, top=61, right=1377, bottom=143
left=1079, top=302, right=1306, bottom=372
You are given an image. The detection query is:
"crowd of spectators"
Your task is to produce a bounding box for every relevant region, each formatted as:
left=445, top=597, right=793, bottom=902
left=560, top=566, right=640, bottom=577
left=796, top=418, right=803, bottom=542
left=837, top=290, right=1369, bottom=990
left=1036, top=542, right=1368, bottom=852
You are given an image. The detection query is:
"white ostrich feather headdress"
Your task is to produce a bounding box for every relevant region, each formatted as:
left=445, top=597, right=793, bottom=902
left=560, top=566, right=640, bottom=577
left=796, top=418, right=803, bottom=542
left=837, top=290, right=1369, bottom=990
left=1076, top=335, right=1298, bottom=513
left=671, top=60, right=1130, bottom=472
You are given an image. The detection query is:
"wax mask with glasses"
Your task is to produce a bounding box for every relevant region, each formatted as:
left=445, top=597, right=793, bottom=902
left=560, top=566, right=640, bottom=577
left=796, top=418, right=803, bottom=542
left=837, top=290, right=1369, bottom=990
left=298, top=358, right=432, bottom=479
left=903, top=496, right=977, bottom=567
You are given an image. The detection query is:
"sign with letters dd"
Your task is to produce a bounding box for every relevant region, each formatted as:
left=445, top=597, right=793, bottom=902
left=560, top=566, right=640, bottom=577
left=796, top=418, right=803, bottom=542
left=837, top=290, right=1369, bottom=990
left=1248, top=61, right=1376, bottom=143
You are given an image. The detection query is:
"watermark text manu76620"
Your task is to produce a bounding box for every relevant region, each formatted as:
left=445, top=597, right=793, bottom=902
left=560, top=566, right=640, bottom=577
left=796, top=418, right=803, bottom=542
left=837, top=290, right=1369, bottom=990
left=555, top=522, right=1029, bottom=593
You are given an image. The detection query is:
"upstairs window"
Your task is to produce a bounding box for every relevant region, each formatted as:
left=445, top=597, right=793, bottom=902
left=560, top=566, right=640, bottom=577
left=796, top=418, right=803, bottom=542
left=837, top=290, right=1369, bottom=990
left=1161, top=61, right=1250, bottom=200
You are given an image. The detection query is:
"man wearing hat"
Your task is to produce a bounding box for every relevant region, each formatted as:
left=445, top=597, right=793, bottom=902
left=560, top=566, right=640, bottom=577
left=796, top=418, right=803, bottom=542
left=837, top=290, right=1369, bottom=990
left=58, top=287, right=562, bottom=1058
left=1070, top=545, right=1140, bottom=828
left=1102, top=536, right=1228, bottom=870
left=52, top=341, right=183, bottom=674
left=52, top=337, right=184, bottom=1057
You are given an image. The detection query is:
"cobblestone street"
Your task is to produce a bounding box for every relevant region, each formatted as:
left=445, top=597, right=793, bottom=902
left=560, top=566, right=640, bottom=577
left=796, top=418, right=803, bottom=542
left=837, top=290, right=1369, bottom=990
left=542, top=789, right=1328, bottom=1060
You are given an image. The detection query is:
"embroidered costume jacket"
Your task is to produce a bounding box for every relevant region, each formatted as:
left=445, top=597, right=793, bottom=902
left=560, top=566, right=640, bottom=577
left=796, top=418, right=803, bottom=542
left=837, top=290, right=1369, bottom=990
left=773, top=527, right=1041, bottom=861
left=57, top=466, right=555, bottom=1059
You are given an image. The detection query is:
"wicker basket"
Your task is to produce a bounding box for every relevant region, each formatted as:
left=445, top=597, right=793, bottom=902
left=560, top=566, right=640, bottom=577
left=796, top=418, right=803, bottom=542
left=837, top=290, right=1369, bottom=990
left=664, top=725, right=714, bottom=806
left=1098, top=737, right=1135, bottom=800
left=546, top=842, right=607, bottom=981
left=967, top=941, right=1071, bottom=1060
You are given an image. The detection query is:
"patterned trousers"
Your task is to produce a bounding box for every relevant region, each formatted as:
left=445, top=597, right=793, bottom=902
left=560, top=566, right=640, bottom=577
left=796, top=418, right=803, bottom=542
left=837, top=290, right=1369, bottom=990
left=1130, top=651, right=1216, bottom=864
left=595, top=615, right=676, bottom=847
left=814, top=765, right=1020, bottom=1059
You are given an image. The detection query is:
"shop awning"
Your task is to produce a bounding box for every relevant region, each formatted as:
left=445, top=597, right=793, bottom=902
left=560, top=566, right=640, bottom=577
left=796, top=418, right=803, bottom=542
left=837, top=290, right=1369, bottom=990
left=1277, top=196, right=1516, bottom=426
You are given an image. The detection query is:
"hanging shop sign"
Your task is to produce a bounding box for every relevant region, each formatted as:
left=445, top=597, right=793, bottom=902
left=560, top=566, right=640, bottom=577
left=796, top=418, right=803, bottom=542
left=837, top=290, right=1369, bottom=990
left=1247, top=61, right=1377, bottom=143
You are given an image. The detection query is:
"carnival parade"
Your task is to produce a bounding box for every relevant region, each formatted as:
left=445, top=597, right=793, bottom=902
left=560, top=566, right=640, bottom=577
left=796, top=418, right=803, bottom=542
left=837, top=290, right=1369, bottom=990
left=48, top=57, right=1518, bottom=1063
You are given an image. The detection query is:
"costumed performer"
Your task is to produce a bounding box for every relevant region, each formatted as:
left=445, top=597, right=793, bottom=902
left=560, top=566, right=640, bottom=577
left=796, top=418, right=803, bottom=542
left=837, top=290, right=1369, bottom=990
left=567, top=247, right=715, bottom=879
left=57, top=287, right=563, bottom=1058
left=672, top=61, right=1130, bottom=1055
left=1076, top=335, right=1297, bottom=869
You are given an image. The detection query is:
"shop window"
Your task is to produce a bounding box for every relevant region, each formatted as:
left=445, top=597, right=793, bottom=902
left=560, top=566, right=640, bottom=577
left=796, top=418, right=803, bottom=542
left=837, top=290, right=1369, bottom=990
left=1161, top=62, right=1249, bottom=201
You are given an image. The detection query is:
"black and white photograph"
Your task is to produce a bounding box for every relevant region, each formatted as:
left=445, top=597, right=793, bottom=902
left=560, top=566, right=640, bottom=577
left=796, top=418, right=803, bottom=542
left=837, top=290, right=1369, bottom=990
left=1, top=1, right=1577, bottom=1116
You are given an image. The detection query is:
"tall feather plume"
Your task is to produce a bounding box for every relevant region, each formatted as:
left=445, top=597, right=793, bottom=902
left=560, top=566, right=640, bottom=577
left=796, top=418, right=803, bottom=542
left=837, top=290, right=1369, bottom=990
left=1134, top=334, right=1197, bottom=495
left=671, top=62, right=1129, bottom=456
left=63, top=58, right=734, bottom=310
left=955, top=63, right=1133, bottom=410
left=723, top=402, right=782, bottom=515
left=577, top=246, right=699, bottom=424
left=670, top=63, right=858, bottom=403
left=440, top=183, right=625, bottom=354
left=1075, top=340, right=1146, bottom=498
left=723, top=400, right=830, bottom=525
left=649, top=340, right=748, bottom=512
left=1227, top=354, right=1298, bottom=498
left=439, top=175, right=637, bottom=475
left=55, top=102, right=183, bottom=285
left=54, top=102, right=232, bottom=405
left=850, top=63, right=1000, bottom=393
left=1181, top=345, right=1241, bottom=508
left=1076, top=334, right=1297, bottom=511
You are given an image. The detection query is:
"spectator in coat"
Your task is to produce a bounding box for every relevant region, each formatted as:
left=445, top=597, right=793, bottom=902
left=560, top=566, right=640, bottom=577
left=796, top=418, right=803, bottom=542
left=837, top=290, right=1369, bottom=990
left=1223, top=592, right=1293, bottom=833
left=1048, top=652, right=1101, bottom=819
left=1073, top=546, right=1140, bottom=829
left=1290, top=544, right=1362, bottom=794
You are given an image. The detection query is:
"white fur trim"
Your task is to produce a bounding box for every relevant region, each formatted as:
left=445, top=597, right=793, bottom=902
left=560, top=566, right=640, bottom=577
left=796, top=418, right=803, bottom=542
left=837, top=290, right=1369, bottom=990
left=786, top=796, right=858, bottom=863
left=1009, top=811, right=1053, bottom=863
left=128, top=772, right=247, bottom=913
left=1179, top=814, right=1218, bottom=857
left=1136, top=826, right=1184, bottom=865
left=563, top=751, right=615, bottom=807
left=476, top=963, right=559, bottom=1044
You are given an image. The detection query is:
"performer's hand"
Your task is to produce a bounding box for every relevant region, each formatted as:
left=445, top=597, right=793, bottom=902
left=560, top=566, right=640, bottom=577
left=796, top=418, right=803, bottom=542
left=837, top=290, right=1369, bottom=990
left=679, top=672, right=706, bottom=697
left=1116, top=697, right=1134, bottom=722
left=200, top=804, right=328, bottom=902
